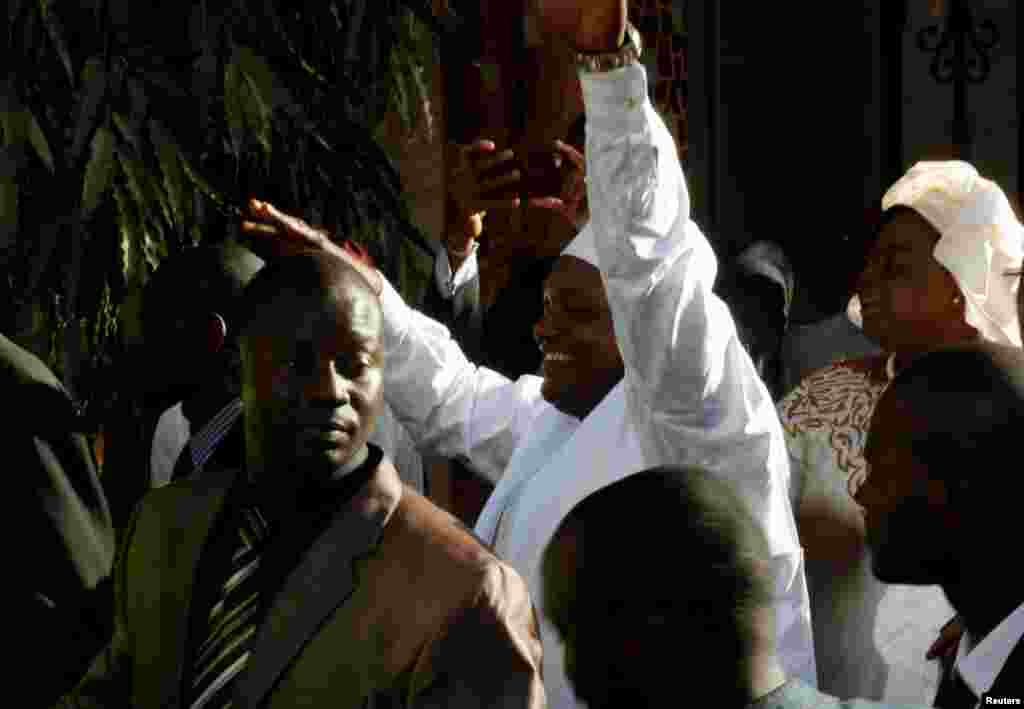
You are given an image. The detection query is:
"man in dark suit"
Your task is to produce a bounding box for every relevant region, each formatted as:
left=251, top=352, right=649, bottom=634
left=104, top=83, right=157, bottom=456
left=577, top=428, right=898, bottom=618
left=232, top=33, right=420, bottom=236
left=5, top=333, right=116, bottom=706
left=142, top=239, right=266, bottom=484
left=542, top=466, right=933, bottom=709
left=858, top=343, right=1024, bottom=708
left=58, top=251, right=544, bottom=708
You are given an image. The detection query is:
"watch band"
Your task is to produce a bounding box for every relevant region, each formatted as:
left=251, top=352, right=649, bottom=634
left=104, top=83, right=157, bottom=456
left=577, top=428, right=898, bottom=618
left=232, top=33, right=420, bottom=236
left=575, top=22, right=642, bottom=74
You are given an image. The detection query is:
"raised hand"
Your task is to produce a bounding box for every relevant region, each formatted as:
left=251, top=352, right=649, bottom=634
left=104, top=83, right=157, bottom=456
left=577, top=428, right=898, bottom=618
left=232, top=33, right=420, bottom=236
left=528, top=139, right=588, bottom=229
left=449, top=139, right=523, bottom=217
left=239, top=199, right=383, bottom=293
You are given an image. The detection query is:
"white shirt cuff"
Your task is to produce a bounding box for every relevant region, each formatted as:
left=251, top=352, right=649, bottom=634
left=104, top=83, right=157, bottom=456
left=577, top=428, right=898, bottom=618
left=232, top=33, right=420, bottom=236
left=580, top=62, right=650, bottom=137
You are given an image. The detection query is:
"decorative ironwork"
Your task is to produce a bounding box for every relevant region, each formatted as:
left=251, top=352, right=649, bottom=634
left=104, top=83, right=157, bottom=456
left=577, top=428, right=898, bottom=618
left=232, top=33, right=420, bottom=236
left=916, top=0, right=1001, bottom=157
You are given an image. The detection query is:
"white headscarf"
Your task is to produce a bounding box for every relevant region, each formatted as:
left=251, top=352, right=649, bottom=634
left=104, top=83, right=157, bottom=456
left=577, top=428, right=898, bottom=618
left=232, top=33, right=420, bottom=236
left=879, top=160, right=1024, bottom=348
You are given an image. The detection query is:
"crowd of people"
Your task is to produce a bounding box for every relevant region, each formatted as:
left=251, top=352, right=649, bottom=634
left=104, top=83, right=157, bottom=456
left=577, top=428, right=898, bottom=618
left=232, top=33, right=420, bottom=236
left=19, top=1, right=1024, bottom=707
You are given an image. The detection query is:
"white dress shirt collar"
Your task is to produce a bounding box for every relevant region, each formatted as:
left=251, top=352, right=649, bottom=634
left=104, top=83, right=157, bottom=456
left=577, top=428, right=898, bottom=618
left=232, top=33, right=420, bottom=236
left=956, top=601, right=1024, bottom=698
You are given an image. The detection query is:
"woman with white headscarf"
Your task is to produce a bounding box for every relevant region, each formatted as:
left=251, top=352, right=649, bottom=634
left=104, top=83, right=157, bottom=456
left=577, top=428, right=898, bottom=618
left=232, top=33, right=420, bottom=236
left=777, top=161, right=1023, bottom=701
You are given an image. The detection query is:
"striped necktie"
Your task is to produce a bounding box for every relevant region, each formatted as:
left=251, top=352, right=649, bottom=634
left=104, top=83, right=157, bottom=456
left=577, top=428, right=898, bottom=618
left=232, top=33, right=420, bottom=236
left=187, top=505, right=269, bottom=709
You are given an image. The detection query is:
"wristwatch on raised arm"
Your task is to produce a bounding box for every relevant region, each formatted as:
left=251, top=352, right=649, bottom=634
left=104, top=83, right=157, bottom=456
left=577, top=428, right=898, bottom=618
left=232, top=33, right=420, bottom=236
left=574, top=22, right=642, bottom=74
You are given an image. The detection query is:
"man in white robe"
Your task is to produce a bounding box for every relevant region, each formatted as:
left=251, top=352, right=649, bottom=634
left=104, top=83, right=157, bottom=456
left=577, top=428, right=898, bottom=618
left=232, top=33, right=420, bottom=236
left=240, top=1, right=815, bottom=704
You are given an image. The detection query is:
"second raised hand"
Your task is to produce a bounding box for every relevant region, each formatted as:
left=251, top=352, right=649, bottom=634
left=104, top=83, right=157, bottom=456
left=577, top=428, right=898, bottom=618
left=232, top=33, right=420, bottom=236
left=239, top=199, right=383, bottom=293
left=450, top=139, right=523, bottom=214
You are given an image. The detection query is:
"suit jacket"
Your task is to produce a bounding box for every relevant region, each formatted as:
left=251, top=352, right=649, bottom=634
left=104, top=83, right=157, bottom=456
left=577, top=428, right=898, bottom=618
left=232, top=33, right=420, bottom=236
left=58, top=456, right=546, bottom=709
left=4, top=334, right=116, bottom=707
left=934, top=635, right=1024, bottom=708
left=988, top=638, right=1024, bottom=700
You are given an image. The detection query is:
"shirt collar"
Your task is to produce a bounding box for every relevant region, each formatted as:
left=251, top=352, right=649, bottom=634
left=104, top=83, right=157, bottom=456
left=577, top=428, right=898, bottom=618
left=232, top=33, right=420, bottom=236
left=189, top=397, right=244, bottom=470
left=956, top=601, right=1024, bottom=697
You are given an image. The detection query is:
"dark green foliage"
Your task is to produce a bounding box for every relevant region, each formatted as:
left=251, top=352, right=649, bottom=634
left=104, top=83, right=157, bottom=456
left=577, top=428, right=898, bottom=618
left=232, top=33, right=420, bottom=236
left=1, top=0, right=440, bottom=418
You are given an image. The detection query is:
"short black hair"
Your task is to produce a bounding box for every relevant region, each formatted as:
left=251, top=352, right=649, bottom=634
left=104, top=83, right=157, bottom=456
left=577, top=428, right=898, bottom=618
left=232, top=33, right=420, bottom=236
left=887, top=343, right=1024, bottom=503
left=550, top=466, right=774, bottom=642
left=237, top=250, right=379, bottom=339
left=144, top=240, right=264, bottom=339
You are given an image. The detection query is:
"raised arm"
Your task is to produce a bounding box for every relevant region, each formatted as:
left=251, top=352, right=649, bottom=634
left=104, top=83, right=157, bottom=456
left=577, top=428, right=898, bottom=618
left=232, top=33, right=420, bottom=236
left=582, top=62, right=731, bottom=431
left=533, top=0, right=784, bottom=527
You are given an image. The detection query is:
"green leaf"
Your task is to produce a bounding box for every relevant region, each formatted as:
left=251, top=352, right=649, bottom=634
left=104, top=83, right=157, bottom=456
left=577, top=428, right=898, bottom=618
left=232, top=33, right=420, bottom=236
left=112, top=119, right=173, bottom=228
left=0, top=79, right=24, bottom=146
left=111, top=112, right=142, bottom=156
left=142, top=221, right=165, bottom=273
left=38, top=0, right=75, bottom=86
left=241, top=72, right=272, bottom=154
left=235, top=44, right=293, bottom=111
left=71, top=59, right=107, bottom=162
left=81, top=56, right=103, bottom=88
left=113, top=184, right=144, bottom=288
left=81, top=125, right=115, bottom=216
left=149, top=119, right=186, bottom=233
left=116, top=146, right=149, bottom=220
left=26, top=110, right=54, bottom=172
left=178, top=148, right=232, bottom=215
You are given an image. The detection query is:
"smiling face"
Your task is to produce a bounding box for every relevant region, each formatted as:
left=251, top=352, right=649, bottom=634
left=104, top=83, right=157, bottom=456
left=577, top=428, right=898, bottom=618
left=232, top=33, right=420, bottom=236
left=240, top=275, right=383, bottom=487
left=533, top=255, right=624, bottom=419
left=856, top=208, right=974, bottom=354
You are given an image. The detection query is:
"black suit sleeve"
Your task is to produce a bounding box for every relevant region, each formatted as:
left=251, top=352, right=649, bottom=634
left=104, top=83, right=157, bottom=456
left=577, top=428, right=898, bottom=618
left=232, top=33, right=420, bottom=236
left=52, top=500, right=144, bottom=709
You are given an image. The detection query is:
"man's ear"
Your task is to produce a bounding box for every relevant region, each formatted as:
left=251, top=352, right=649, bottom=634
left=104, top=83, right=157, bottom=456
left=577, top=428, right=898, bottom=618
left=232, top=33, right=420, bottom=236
left=205, top=313, right=228, bottom=355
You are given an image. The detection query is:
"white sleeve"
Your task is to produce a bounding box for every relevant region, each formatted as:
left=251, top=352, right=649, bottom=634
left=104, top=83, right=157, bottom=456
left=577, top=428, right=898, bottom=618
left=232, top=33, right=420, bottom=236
left=582, top=62, right=812, bottom=679
left=379, top=277, right=549, bottom=485
left=582, top=62, right=794, bottom=548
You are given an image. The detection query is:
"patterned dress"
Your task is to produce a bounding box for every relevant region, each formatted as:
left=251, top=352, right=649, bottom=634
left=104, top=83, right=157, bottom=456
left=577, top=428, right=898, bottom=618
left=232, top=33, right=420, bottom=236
left=779, top=356, right=949, bottom=700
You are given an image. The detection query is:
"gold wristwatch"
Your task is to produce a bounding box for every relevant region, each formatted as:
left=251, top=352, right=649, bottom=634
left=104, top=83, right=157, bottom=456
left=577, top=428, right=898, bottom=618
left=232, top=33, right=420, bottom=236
left=574, top=22, right=642, bottom=74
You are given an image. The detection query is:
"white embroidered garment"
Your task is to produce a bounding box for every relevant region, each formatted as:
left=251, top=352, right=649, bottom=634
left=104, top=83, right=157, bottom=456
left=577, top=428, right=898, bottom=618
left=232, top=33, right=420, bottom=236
left=379, top=62, right=815, bottom=708
left=779, top=357, right=953, bottom=699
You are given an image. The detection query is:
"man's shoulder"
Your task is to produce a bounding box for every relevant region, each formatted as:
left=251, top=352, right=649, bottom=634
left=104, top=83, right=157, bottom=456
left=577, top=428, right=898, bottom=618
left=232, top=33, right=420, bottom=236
left=388, top=487, right=498, bottom=565
left=139, top=466, right=237, bottom=521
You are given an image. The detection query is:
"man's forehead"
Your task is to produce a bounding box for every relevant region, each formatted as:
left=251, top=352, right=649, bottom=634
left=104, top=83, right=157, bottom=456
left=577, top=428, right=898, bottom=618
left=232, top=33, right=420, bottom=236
left=249, top=287, right=380, bottom=339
